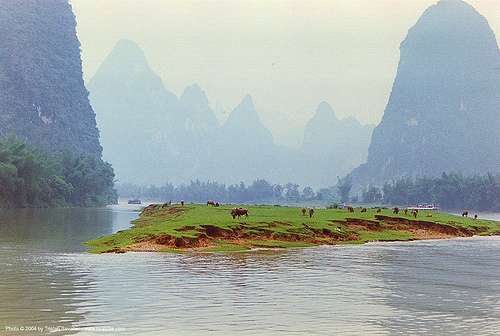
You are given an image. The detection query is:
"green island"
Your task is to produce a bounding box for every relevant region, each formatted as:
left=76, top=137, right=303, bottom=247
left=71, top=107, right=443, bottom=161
left=84, top=204, right=500, bottom=254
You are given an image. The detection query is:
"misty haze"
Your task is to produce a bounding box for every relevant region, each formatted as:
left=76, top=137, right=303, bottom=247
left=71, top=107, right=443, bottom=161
left=1, top=1, right=499, bottom=335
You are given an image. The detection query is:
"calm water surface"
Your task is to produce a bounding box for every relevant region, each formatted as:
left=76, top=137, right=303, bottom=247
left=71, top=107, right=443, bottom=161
left=1, top=204, right=499, bottom=335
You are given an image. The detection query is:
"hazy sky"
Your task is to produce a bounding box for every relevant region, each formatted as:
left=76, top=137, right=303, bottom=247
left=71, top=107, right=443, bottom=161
left=69, top=0, right=500, bottom=148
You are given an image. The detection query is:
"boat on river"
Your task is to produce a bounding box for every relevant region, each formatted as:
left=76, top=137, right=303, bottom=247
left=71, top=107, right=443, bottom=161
left=127, top=199, right=142, bottom=205
left=407, top=203, right=439, bottom=211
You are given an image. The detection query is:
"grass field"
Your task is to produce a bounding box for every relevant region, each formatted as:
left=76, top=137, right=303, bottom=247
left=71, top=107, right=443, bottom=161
left=84, top=204, right=500, bottom=254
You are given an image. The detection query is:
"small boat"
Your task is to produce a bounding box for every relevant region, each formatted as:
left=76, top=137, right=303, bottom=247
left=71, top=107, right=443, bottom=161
left=127, top=199, right=142, bottom=205
left=407, top=203, right=439, bottom=211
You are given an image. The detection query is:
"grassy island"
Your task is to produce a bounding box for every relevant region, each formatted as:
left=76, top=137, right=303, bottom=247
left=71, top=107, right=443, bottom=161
left=84, top=204, right=500, bottom=254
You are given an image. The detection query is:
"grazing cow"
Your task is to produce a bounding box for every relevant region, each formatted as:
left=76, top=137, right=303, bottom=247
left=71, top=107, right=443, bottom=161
left=361, top=208, right=367, bottom=213
left=412, top=210, right=418, bottom=218
left=207, top=201, right=215, bottom=206
left=393, top=207, right=399, bottom=214
left=347, top=206, right=354, bottom=213
left=309, top=208, right=315, bottom=217
left=301, top=207, right=307, bottom=216
left=376, top=208, right=381, bottom=213
left=215, top=202, right=220, bottom=207
left=462, top=211, right=468, bottom=217
left=181, top=200, right=184, bottom=206
left=162, top=202, right=169, bottom=208
left=231, top=207, right=249, bottom=219
left=404, top=208, right=408, bottom=215
left=474, top=214, right=478, bottom=219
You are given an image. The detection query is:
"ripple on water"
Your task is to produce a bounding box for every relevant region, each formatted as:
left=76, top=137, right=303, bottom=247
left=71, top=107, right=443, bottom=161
left=1, top=237, right=500, bottom=335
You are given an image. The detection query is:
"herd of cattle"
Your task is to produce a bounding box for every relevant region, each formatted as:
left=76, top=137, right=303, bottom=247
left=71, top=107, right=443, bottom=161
left=175, top=200, right=476, bottom=220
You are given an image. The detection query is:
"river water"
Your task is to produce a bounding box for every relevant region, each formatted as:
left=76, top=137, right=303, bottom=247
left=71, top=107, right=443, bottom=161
left=1, top=204, right=499, bottom=335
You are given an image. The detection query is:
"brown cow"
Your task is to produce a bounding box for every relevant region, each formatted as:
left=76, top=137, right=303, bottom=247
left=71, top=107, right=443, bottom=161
left=393, top=207, right=399, bottom=214
left=215, top=202, right=220, bottom=207
left=376, top=208, right=381, bottom=213
left=426, top=214, right=433, bottom=218
left=462, top=211, right=468, bottom=217
left=404, top=208, right=408, bottom=215
left=474, top=214, right=478, bottom=219
left=301, top=207, right=307, bottom=216
left=347, top=206, right=354, bottom=213
left=361, top=207, right=367, bottom=213
left=181, top=200, right=184, bottom=206
left=231, top=207, right=249, bottom=219
left=207, top=201, right=215, bottom=206
left=309, top=208, right=315, bottom=217
left=412, top=210, right=418, bottom=218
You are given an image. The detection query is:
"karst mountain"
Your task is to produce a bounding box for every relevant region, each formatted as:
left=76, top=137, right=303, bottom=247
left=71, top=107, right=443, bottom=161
left=88, top=39, right=374, bottom=188
left=349, top=0, right=500, bottom=186
left=0, top=0, right=101, bottom=155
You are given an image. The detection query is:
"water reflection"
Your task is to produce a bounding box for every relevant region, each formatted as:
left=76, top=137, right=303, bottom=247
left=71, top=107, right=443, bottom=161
left=0, top=252, right=88, bottom=334
left=0, top=205, right=140, bottom=335
left=0, top=205, right=139, bottom=253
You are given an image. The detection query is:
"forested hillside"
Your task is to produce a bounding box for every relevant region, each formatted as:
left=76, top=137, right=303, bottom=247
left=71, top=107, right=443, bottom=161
left=0, top=133, right=117, bottom=208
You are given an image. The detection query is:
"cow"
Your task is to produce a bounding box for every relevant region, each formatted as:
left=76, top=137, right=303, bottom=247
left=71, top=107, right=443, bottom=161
left=301, top=207, right=307, bottom=216
left=207, top=201, right=215, bottom=206
left=426, top=214, right=433, bottom=218
left=474, top=214, right=478, bottom=219
left=404, top=208, right=408, bottom=215
left=347, top=206, right=354, bottom=213
left=181, top=200, right=184, bottom=206
left=361, top=208, right=367, bottom=213
left=376, top=208, right=381, bottom=213
left=412, top=210, right=418, bottom=218
left=309, top=208, right=315, bottom=217
left=393, top=207, right=399, bottom=214
left=462, top=211, right=468, bottom=217
left=215, top=202, right=220, bottom=207
left=231, top=207, right=249, bottom=219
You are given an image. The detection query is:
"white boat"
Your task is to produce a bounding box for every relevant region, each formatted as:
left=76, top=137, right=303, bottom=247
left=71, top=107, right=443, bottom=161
left=407, top=203, right=439, bottom=211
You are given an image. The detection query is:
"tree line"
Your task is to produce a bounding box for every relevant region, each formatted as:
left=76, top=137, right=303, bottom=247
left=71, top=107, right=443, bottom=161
left=363, top=173, right=499, bottom=211
left=118, top=179, right=338, bottom=205
left=0, top=133, right=117, bottom=208
left=119, top=172, right=499, bottom=211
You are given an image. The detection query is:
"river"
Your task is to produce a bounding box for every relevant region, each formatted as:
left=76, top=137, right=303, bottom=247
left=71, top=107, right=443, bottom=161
left=1, top=204, right=499, bottom=335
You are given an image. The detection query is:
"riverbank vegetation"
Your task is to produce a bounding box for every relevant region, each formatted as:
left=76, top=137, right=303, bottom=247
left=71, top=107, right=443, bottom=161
left=380, top=173, right=500, bottom=211
left=0, top=133, right=117, bottom=207
left=117, top=172, right=500, bottom=211
left=84, top=204, right=500, bottom=254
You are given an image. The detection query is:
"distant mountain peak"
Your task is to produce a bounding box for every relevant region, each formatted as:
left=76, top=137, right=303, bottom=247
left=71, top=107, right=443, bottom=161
left=222, top=94, right=273, bottom=145
left=313, top=101, right=339, bottom=122
left=224, top=94, right=261, bottom=125
left=242, top=94, right=253, bottom=104
left=99, top=39, right=149, bottom=72
left=180, top=83, right=208, bottom=103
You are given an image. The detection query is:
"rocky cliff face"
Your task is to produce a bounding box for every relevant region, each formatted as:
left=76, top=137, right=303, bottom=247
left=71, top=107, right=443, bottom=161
left=350, top=0, right=500, bottom=185
left=0, top=0, right=102, bottom=156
